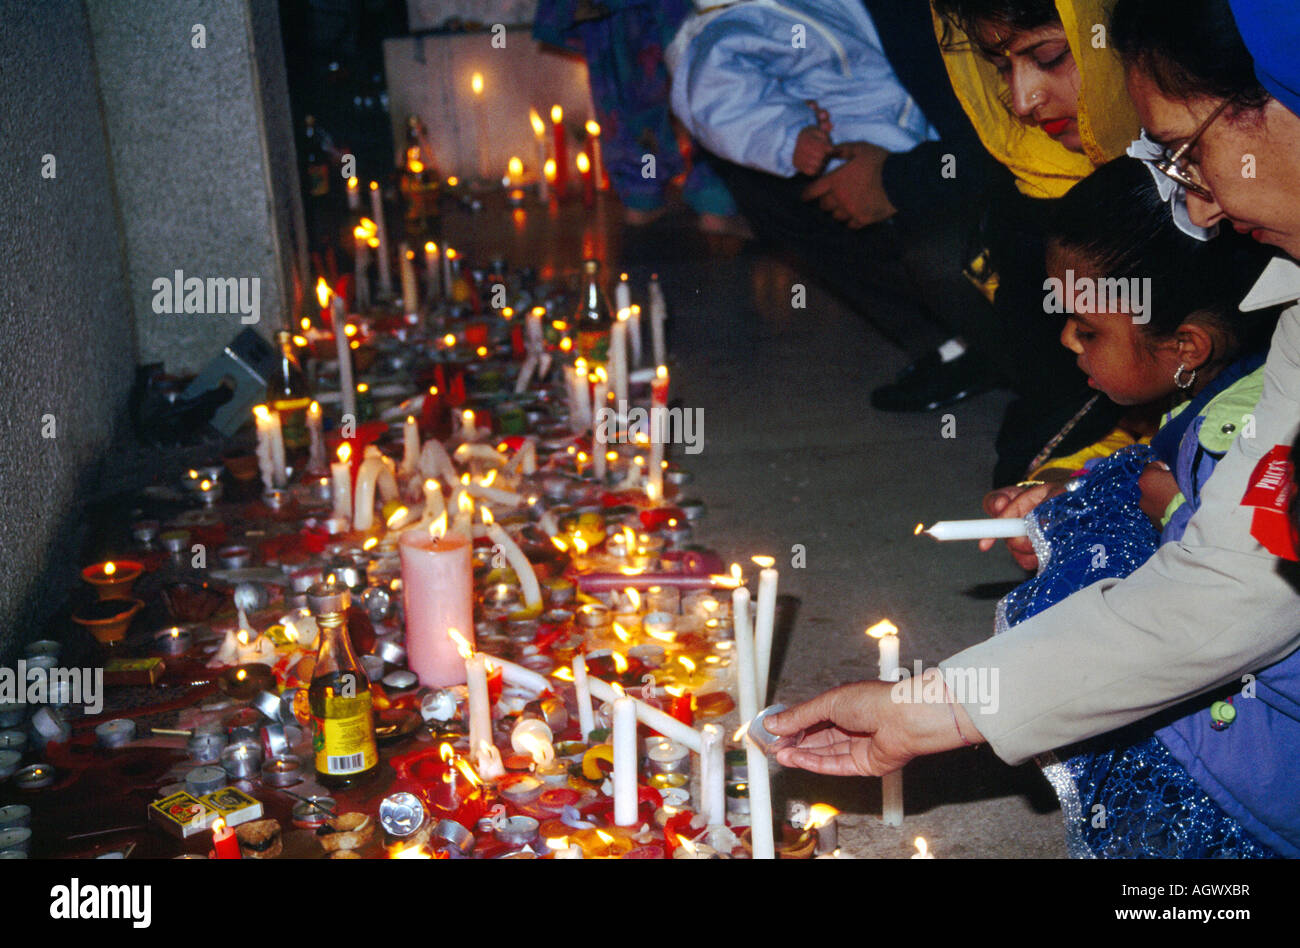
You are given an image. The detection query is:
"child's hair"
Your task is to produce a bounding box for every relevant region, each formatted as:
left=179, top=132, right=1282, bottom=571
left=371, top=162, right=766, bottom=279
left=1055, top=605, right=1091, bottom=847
left=933, top=0, right=1061, bottom=47
left=1048, top=156, right=1281, bottom=355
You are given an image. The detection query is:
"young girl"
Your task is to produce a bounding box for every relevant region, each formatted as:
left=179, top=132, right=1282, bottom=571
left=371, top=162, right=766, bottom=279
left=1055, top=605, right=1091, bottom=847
left=994, top=156, right=1284, bottom=857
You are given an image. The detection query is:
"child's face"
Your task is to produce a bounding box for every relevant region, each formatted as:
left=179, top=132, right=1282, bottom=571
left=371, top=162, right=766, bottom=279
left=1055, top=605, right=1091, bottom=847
left=973, top=21, right=1083, bottom=153
left=1049, top=249, right=1182, bottom=405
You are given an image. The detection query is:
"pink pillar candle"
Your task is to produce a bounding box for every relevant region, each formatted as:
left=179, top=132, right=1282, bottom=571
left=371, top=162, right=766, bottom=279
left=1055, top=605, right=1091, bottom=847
left=399, top=530, right=474, bottom=687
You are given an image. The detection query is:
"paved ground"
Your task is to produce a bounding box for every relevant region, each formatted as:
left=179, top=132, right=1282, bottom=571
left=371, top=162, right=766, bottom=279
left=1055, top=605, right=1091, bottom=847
left=446, top=191, right=1067, bottom=858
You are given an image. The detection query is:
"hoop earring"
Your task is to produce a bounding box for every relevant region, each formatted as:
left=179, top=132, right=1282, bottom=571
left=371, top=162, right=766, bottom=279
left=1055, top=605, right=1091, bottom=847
left=1174, top=364, right=1196, bottom=390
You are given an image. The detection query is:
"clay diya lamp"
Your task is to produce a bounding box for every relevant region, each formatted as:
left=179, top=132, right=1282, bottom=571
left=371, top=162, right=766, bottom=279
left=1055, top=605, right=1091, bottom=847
left=72, top=598, right=144, bottom=646
left=81, top=560, right=144, bottom=600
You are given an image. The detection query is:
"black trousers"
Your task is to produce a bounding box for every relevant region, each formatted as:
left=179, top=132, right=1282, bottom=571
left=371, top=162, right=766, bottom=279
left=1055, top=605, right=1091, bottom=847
left=714, top=158, right=1117, bottom=484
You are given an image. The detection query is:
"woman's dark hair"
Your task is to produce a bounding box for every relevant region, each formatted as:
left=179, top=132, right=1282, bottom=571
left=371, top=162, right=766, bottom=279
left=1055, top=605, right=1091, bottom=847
left=933, top=0, right=1060, bottom=49
left=1111, top=0, right=1270, bottom=111
left=1048, top=157, right=1280, bottom=353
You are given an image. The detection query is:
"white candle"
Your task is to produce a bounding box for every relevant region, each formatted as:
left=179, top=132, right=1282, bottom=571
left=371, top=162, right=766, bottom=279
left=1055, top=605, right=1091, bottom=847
left=586, top=677, right=701, bottom=752
left=307, top=401, right=326, bottom=473
left=421, top=478, right=445, bottom=524
left=647, top=365, right=668, bottom=503
left=460, top=408, right=478, bottom=442
left=332, top=295, right=357, bottom=424
left=628, top=303, right=643, bottom=368
left=732, top=587, right=757, bottom=724
left=401, top=415, right=420, bottom=475
left=573, top=653, right=596, bottom=741
left=648, top=274, right=667, bottom=367
left=346, top=176, right=360, bottom=211
left=400, top=242, right=418, bottom=319
left=867, top=620, right=904, bottom=826
left=417, top=438, right=459, bottom=488
left=353, top=232, right=369, bottom=311
left=611, top=311, right=629, bottom=409
left=592, top=368, right=609, bottom=482
left=253, top=405, right=285, bottom=491
left=699, top=723, right=725, bottom=827
left=922, top=518, right=1028, bottom=541
left=745, top=733, right=776, bottom=858
left=352, top=449, right=391, bottom=532
left=424, top=242, right=441, bottom=300
left=442, top=248, right=455, bottom=301
left=612, top=690, right=639, bottom=826
left=465, top=647, right=491, bottom=762
left=331, top=445, right=352, bottom=521
left=753, top=567, right=779, bottom=707
left=530, top=109, right=549, bottom=202
left=370, top=181, right=392, bottom=299
left=483, top=511, right=542, bottom=611
left=615, top=273, right=631, bottom=324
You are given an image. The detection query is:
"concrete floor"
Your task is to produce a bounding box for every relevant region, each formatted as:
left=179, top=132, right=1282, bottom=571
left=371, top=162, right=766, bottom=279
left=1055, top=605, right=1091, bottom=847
left=445, top=190, right=1067, bottom=858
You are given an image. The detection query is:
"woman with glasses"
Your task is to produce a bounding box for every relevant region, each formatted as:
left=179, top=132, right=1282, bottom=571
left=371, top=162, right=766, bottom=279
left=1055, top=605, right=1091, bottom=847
left=767, top=0, right=1300, bottom=857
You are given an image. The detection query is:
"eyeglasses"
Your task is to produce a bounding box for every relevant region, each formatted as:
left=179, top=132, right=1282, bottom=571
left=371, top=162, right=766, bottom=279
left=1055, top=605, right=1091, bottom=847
left=1153, top=99, right=1230, bottom=201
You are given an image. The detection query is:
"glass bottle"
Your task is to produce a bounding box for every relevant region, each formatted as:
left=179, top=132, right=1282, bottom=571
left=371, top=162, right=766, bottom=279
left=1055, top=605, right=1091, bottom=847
left=307, top=581, right=378, bottom=788
left=268, top=330, right=313, bottom=453
left=573, top=259, right=612, bottom=365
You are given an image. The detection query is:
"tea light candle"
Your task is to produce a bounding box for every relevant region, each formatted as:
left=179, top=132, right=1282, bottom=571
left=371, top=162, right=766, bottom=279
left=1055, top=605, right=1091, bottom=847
left=94, top=719, right=136, bottom=749
left=645, top=738, right=689, bottom=775
left=155, top=625, right=192, bottom=656
left=0, top=751, right=20, bottom=780
left=0, top=731, right=27, bottom=753
left=261, top=754, right=303, bottom=787
left=186, top=765, right=227, bottom=796
left=221, top=741, right=262, bottom=779
left=0, top=805, right=31, bottom=831
left=13, top=764, right=55, bottom=789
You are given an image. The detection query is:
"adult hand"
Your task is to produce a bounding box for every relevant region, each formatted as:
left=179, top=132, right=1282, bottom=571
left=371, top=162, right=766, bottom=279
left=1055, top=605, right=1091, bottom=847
left=765, top=672, right=983, bottom=777
left=979, top=481, right=1066, bottom=569
left=800, top=141, right=897, bottom=228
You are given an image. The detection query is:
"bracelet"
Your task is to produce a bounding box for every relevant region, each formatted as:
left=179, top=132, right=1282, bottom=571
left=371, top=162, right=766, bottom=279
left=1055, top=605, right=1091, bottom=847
left=939, top=674, right=975, bottom=747
left=1015, top=480, right=1045, bottom=489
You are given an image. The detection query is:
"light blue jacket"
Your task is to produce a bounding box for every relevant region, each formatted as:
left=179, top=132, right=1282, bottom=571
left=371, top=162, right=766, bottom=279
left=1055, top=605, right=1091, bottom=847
left=666, top=0, right=937, bottom=178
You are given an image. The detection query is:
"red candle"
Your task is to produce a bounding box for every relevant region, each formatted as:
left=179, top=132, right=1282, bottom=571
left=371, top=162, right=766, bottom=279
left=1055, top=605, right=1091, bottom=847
left=211, top=817, right=241, bottom=859
left=550, top=105, right=568, bottom=197
left=670, top=691, right=695, bottom=727
left=577, top=151, right=594, bottom=208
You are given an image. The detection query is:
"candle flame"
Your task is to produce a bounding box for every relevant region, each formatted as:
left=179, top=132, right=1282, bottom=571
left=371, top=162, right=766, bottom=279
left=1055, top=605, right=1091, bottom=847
left=617, top=565, right=645, bottom=576
left=552, top=666, right=574, bottom=682
left=572, top=536, right=589, bottom=555
left=914, top=837, right=930, bottom=858
left=425, top=241, right=437, bottom=254
left=430, top=511, right=448, bottom=540
left=236, top=668, right=247, bottom=682
left=480, top=507, right=495, bottom=527
left=449, top=628, right=472, bottom=659
left=558, top=335, right=571, bottom=352
left=337, top=443, right=351, bottom=464
left=344, top=323, right=358, bottom=338
left=914, top=522, right=925, bottom=536
left=471, top=72, right=484, bottom=95
left=347, top=177, right=358, bottom=191
left=678, top=656, right=696, bottom=675
left=544, top=159, right=556, bottom=183
left=612, top=651, right=628, bottom=674
left=315, top=277, right=331, bottom=307
left=362, top=536, right=379, bottom=551
left=612, top=622, right=629, bottom=644
left=253, top=404, right=270, bottom=421
left=507, top=156, right=523, bottom=178
left=807, top=804, right=839, bottom=828
left=440, top=742, right=455, bottom=765
left=212, top=817, right=227, bottom=834
left=677, top=835, right=697, bottom=855
left=393, top=844, right=431, bottom=859
left=385, top=507, right=410, bottom=528
left=456, top=757, right=483, bottom=787
left=550, top=536, right=569, bottom=553
left=546, top=836, right=569, bottom=851
left=529, top=108, right=545, bottom=137
left=550, top=104, right=563, bottom=124
left=576, top=152, right=590, bottom=174
left=586, top=120, right=601, bottom=137
left=656, top=364, right=667, bottom=380
left=103, top=561, right=117, bottom=577
left=482, top=469, right=497, bottom=487
left=611, top=681, right=626, bottom=699
left=866, top=619, right=899, bottom=640
left=751, top=555, right=775, bottom=569
left=237, top=630, right=249, bottom=646
left=458, top=492, right=475, bottom=515
left=647, top=628, right=676, bottom=643
left=626, top=587, right=641, bottom=611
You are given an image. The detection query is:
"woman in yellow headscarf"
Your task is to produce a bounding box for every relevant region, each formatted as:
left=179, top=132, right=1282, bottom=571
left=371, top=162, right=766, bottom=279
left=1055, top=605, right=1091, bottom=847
left=927, top=0, right=1144, bottom=484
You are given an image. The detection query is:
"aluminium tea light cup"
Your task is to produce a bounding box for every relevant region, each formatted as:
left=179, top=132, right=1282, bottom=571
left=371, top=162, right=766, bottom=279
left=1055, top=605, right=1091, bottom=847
left=493, top=815, right=540, bottom=848
left=188, top=733, right=227, bottom=763
left=0, top=751, right=21, bottom=780
left=646, top=739, right=691, bottom=776
left=252, top=690, right=284, bottom=722
left=379, top=792, right=427, bottom=838
left=185, top=765, right=227, bottom=796
left=433, top=819, right=475, bottom=855
left=0, top=731, right=27, bottom=753
left=747, top=704, right=803, bottom=757
left=261, top=755, right=303, bottom=787
left=360, top=655, right=385, bottom=683
left=0, top=705, right=25, bottom=728
left=13, top=764, right=55, bottom=790
left=30, top=708, right=70, bottom=747
left=0, top=828, right=32, bottom=856
left=0, top=805, right=31, bottom=831
left=382, top=670, right=419, bottom=692
left=260, top=724, right=290, bottom=757
left=154, top=626, right=192, bottom=656
left=94, top=719, right=136, bottom=749
left=221, top=741, right=263, bottom=780
left=375, top=639, right=407, bottom=667
left=291, top=796, right=337, bottom=829
left=24, top=640, right=60, bottom=659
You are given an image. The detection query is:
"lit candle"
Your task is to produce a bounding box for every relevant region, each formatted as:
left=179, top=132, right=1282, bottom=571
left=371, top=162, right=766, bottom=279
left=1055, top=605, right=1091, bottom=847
left=592, top=367, right=609, bottom=483
left=576, top=151, right=594, bottom=208
left=732, top=585, right=757, bottom=724
left=331, top=291, right=356, bottom=423
left=481, top=508, right=542, bottom=612
left=307, top=400, right=326, bottom=473
left=867, top=620, right=904, bottom=827
left=611, top=310, right=629, bottom=412
left=920, top=518, right=1028, bottom=541
left=399, top=521, right=474, bottom=687
left=506, top=155, right=524, bottom=187
left=752, top=560, right=779, bottom=706
left=370, top=181, right=392, bottom=299
left=550, top=105, right=568, bottom=197
left=346, top=175, right=360, bottom=211
left=400, top=243, right=418, bottom=320
left=253, top=404, right=285, bottom=492
left=585, top=120, right=606, bottom=190
left=460, top=407, right=478, bottom=442
left=648, top=274, right=667, bottom=367
left=211, top=817, right=241, bottom=859
left=573, top=652, right=596, bottom=741
left=352, top=449, right=388, bottom=532
left=912, top=836, right=935, bottom=858
left=699, top=723, right=726, bottom=827
left=612, top=686, right=639, bottom=826
left=647, top=365, right=668, bottom=503
left=424, top=242, right=441, bottom=300
left=586, top=677, right=702, bottom=752
left=331, top=443, right=352, bottom=522
left=442, top=247, right=455, bottom=302
left=401, top=415, right=420, bottom=475
left=353, top=225, right=370, bottom=311
left=615, top=272, right=631, bottom=324
left=454, top=630, right=492, bottom=770
left=471, top=73, right=489, bottom=180
left=529, top=109, right=549, bottom=202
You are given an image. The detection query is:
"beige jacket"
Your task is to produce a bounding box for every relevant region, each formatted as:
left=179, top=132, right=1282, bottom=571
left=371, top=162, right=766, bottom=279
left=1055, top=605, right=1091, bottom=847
left=942, top=257, right=1300, bottom=764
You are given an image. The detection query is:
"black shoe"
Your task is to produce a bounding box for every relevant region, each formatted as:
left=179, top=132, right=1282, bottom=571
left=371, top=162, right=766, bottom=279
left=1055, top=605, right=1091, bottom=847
left=871, top=350, right=999, bottom=412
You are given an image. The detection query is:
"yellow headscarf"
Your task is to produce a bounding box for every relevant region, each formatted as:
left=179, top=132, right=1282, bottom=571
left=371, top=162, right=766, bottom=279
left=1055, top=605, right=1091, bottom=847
left=931, top=0, right=1139, bottom=198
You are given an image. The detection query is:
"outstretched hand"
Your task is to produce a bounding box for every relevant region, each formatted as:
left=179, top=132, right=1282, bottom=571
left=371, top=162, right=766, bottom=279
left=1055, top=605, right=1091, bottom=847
left=765, top=681, right=916, bottom=777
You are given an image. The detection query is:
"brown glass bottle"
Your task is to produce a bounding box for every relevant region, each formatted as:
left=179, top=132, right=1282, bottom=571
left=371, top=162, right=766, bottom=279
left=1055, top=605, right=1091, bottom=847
left=306, top=581, right=378, bottom=788
left=269, top=330, right=313, bottom=453
left=573, top=259, right=613, bottom=365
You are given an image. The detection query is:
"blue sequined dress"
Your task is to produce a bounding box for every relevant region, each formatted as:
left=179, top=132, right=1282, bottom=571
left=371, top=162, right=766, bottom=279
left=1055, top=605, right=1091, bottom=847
left=996, top=445, right=1277, bottom=858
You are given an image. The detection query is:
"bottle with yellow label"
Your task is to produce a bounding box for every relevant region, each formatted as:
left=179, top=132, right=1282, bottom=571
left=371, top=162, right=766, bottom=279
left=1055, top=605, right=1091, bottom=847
left=306, top=580, right=378, bottom=788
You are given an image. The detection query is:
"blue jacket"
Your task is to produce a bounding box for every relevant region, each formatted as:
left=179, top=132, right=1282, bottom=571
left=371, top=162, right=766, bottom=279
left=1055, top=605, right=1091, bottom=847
left=1150, top=357, right=1300, bottom=857
left=666, top=0, right=937, bottom=177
